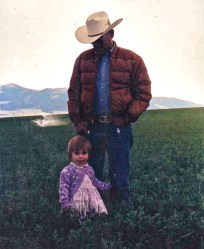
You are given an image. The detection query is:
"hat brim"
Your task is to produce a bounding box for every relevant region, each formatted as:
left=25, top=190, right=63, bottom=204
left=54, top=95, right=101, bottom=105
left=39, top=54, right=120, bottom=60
left=75, top=18, right=123, bottom=44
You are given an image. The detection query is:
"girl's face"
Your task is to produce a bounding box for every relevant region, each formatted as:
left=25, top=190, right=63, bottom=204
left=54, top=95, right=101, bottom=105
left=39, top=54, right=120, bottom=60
left=72, top=150, right=89, bottom=167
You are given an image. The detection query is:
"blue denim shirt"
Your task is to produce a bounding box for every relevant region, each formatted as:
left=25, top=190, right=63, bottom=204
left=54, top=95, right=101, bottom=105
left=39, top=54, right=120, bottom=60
left=94, top=52, right=111, bottom=115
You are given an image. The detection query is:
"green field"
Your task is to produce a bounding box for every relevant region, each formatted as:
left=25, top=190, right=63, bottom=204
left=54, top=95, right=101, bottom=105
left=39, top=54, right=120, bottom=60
left=0, top=108, right=204, bottom=249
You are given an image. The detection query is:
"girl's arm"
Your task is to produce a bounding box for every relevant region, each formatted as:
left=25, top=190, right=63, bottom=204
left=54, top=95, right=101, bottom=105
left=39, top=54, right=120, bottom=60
left=88, top=167, right=111, bottom=190
left=59, top=167, right=72, bottom=210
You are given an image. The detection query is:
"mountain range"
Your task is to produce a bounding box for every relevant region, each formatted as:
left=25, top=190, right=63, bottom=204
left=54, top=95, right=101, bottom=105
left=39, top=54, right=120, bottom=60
left=0, top=83, right=203, bottom=117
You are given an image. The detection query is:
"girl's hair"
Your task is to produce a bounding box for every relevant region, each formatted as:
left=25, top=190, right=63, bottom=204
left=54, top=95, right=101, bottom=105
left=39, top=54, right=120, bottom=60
left=68, top=135, right=91, bottom=160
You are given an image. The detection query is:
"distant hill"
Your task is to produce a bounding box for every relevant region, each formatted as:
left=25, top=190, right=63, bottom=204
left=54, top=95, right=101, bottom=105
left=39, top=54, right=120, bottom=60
left=148, top=97, right=203, bottom=109
left=0, top=84, right=67, bottom=117
left=0, top=83, right=203, bottom=117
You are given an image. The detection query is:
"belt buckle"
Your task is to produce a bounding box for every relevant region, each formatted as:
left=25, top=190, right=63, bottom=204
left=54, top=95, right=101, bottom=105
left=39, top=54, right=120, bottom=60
left=99, top=116, right=108, bottom=123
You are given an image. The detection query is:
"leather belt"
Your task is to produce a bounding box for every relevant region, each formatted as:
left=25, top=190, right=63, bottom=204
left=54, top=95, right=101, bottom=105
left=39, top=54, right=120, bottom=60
left=93, top=115, right=111, bottom=124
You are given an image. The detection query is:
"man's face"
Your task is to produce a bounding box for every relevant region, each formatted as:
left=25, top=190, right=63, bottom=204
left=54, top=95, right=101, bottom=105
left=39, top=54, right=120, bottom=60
left=91, top=32, right=113, bottom=55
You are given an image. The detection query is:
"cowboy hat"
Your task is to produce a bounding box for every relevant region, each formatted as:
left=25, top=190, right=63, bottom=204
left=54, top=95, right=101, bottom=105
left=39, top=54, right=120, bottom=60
left=75, top=11, right=123, bottom=44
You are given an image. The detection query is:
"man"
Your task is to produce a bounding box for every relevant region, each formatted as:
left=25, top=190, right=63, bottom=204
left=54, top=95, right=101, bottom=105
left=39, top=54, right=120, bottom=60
left=68, top=11, right=151, bottom=202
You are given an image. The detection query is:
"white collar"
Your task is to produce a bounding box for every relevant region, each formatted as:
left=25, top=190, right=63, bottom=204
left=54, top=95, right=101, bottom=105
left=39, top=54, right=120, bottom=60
left=71, top=162, right=88, bottom=169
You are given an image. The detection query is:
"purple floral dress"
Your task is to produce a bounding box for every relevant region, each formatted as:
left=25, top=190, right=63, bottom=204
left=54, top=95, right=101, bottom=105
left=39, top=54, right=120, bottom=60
left=71, top=172, right=108, bottom=216
left=59, top=162, right=111, bottom=216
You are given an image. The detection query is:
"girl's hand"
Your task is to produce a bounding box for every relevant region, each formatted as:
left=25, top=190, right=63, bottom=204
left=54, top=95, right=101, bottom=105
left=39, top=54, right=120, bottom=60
left=61, top=201, right=74, bottom=213
left=61, top=206, right=70, bottom=213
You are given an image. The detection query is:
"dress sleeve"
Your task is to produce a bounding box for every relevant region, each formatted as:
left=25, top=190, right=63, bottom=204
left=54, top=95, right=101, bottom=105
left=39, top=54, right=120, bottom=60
left=59, top=167, right=72, bottom=209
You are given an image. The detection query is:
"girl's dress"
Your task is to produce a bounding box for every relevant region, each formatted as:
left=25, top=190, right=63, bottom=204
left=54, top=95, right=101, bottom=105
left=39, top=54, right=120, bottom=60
left=70, top=166, right=108, bottom=217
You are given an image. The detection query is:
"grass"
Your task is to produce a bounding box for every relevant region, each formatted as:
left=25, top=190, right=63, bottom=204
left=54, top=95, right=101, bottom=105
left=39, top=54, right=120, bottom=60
left=0, top=108, right=204, bottom=249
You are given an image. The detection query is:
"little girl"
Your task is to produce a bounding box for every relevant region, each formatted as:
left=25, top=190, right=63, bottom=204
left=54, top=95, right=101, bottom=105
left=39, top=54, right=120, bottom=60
left=59, top=135, right=111, bottom=218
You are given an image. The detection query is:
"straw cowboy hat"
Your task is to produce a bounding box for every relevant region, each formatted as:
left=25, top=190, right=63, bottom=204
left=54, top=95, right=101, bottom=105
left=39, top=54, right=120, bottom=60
left=75, top=11, right=123, bottom=44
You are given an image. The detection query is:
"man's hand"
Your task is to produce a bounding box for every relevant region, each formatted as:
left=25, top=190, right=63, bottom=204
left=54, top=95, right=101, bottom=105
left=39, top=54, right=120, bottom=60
left=75, top=121, right=89, bottom=136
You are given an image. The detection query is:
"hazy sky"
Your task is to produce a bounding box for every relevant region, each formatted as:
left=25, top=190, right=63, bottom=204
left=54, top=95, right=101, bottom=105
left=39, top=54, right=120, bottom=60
left=1, top=0, right=204, bottom=105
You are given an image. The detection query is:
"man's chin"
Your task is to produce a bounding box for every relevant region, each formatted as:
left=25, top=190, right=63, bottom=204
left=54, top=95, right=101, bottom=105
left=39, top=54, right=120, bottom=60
left=95, top=48, right=108, bottom=56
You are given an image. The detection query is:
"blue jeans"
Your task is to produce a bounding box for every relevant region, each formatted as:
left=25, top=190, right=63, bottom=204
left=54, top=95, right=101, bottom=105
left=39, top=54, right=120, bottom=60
left=88, top=123, right=133, bottom=202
